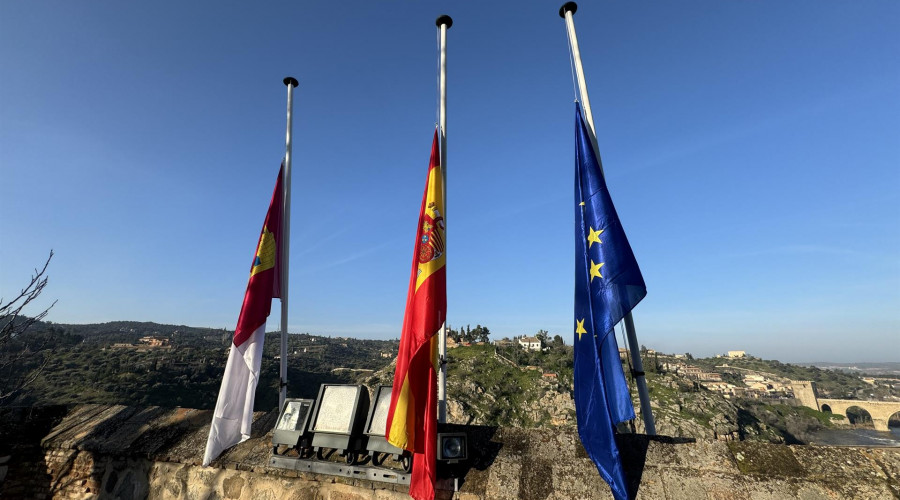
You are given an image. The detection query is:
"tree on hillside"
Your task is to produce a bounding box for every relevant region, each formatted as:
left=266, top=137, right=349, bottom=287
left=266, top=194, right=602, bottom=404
left=0, top=251, right=57, bottom=405
left=463, top=324, right=490, bottom=343
left=551, top=335, right=565, bottom=349
left=473, top=325, right=490, bottom=343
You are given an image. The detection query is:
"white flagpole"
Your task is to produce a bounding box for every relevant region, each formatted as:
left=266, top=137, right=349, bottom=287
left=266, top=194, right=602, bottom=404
left=560, top=2, right=656, bottom=436
left=280, top=76, right=298, bottom=412
left=436, top=14, right=452, bottom=424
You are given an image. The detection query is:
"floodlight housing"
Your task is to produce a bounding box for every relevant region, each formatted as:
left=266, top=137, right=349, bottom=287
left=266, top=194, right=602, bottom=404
left=272, top=398, right=315, bottom=449
left=364, top=385, right=406, bottom=456
left=309, top=384, right=371, bottom=463
left=437, top=432, right=468, bottom=463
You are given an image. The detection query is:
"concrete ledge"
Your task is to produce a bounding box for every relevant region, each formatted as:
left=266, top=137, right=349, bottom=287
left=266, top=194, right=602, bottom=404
left=1, top=405, right=898, bottom=499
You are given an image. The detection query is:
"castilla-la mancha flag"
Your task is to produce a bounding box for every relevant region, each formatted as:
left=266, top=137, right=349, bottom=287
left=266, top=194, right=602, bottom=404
left=386, top=130, right=445, bottom=500
left=203, top=165, right=283, bottom=466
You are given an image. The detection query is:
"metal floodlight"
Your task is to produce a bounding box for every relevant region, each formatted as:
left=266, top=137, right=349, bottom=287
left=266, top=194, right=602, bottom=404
left=308, top=384, right=371, bottom=464
left=437, top=432, right=467, bottom=463
left=364, top=385, right=410, bottom=470
left=363, top=385, right=393, bottom=438
left=272, top=398, right=315, bottom=454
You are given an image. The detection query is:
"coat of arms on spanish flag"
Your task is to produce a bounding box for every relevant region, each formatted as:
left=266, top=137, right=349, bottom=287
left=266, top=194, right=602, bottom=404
left=386, top=130, right=445, bottom=500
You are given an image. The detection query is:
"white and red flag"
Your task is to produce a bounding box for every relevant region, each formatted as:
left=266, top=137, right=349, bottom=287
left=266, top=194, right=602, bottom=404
left=203, top=166, right=283, bottom=466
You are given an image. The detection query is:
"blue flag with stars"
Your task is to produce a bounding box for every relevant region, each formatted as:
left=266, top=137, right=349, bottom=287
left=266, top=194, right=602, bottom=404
left=573, top=103, right=646, bottom=500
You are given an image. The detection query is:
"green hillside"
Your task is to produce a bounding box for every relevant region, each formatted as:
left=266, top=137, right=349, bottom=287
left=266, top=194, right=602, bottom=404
left=1, top=319, right=395, bottom=409
left=2, top=320, right=854, bottom=444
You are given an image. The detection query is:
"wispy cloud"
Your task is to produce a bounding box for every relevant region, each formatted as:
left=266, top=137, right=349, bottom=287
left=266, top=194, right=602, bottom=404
left=624, top=80, right=897, bottom=177
left=295, top=239, right=397, bottom=275
left=728, top=244, right=862, bottom=259
left=466, top=194, right=565, bottom=229
left=294, top=227, right=351, bottom=258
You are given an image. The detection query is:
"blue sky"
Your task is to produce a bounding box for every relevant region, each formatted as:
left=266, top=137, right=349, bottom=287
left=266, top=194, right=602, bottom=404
left=1, top=1, right=897, bottom=362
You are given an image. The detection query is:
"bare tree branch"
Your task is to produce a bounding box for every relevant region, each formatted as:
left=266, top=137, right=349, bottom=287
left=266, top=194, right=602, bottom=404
left=0, top=250, right=56, bottom=405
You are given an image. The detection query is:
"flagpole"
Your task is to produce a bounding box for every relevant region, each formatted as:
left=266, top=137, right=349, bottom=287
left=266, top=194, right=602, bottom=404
left=436, top=14, right=452, bottom=425
left=280, top=76, right=298, bottom=412
left=560, top=2, right=656, bottom=436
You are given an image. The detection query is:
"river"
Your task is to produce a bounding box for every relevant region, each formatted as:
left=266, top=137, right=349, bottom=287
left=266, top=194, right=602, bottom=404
left=808, top=426, right=900, bottom=447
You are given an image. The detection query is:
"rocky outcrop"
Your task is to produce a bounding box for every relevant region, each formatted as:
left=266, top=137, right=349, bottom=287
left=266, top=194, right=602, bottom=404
left=526, top=389, right=575, bottom=427
left=368, top=356, right=831, bottom=445
left=2, top=404, right=898, bottom=500
left=628, top=373, right=833, bottom=444
left=633, top=376, right=746, bottom=441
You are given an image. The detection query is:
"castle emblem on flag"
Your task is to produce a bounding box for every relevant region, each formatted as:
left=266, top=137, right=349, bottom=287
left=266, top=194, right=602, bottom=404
left=417, top=202, right=445, bottom=264
left=250, top=226, right=277, bottom=277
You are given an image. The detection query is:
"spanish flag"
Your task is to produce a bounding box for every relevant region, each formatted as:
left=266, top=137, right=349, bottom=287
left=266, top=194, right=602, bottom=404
left=203, top=165, right=283, bottom=466
left=386, top=131, right=445, bottom=500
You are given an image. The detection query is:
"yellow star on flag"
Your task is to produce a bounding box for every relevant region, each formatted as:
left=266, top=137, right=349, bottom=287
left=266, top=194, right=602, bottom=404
left=587, top=227, right=604, bottom=248
left=590, top=260, right=604, bottom=282
left=576, top=318, right=588, bottom=340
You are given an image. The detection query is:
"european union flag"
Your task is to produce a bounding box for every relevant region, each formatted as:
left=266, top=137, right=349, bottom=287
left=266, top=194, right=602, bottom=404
left=573, top=103, right=646, bottom=500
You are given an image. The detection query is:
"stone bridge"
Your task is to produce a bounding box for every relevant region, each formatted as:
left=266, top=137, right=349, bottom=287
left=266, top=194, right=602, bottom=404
left=791, top=381, right=900, bottom=432
left=818, top=399, right=900, bottom=432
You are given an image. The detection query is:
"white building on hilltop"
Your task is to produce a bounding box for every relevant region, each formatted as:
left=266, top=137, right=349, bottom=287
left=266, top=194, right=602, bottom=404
left=518, top=336, right=542, bottom=351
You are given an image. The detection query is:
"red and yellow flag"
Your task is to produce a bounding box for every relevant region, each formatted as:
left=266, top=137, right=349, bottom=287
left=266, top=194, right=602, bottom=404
left=203, top=165, right=283, bottom=466
left=386, top=131, right=445, bottom=500
left=233, top=165, right=283, bottom=347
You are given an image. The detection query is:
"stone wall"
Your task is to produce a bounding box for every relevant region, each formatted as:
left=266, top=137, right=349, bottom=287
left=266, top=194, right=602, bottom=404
left=790, top=381, right=819, bottom=411
left=1, top=405, right=898, bottom=499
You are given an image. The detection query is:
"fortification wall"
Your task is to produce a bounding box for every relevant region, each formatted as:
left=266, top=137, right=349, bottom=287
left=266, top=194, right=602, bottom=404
left=1, top=405, right=898, bottom=499
left=790, top=380, right=820, bottom=410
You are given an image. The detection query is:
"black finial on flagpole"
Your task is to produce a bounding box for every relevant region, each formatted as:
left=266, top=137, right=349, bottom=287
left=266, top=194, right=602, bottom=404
left=559, top=2, right=577, bottom=18
left=283, top=77, right=298, bottom=88
left=436, top=15, right=453, bottom=29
